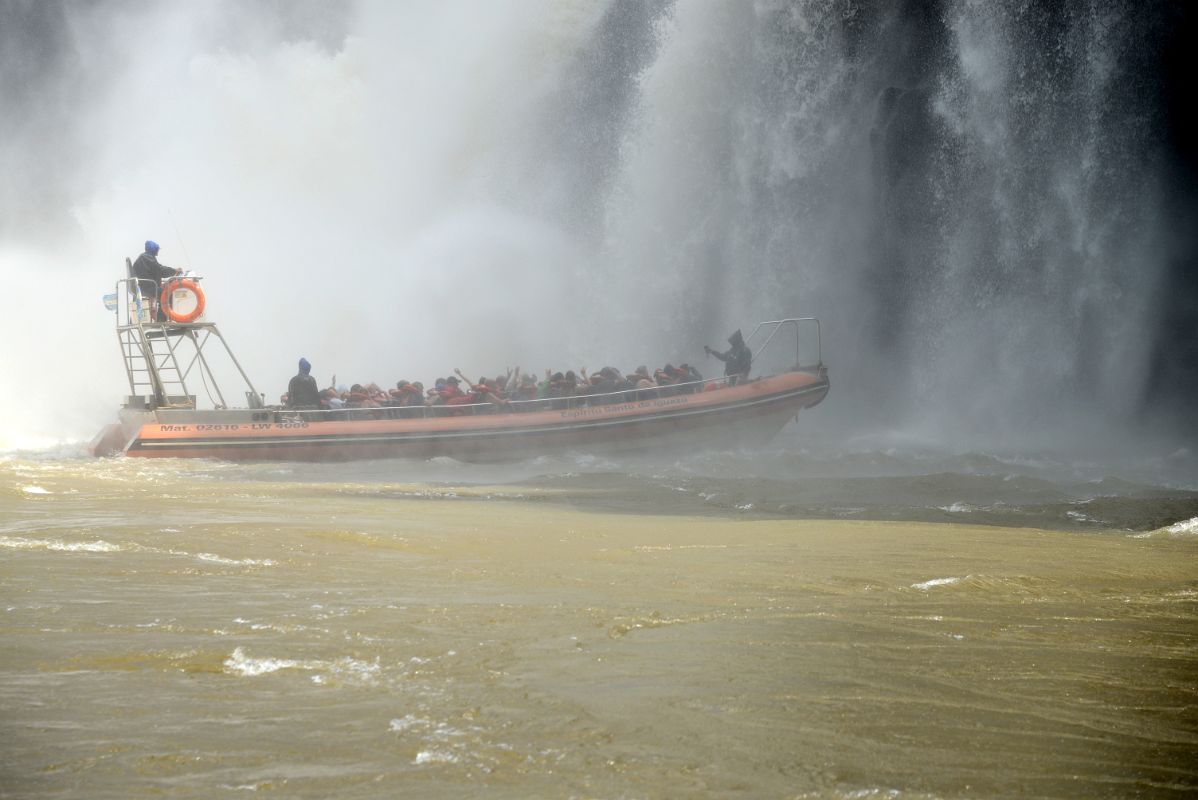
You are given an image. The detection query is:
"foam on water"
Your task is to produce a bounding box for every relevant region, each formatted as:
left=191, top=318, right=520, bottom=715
left=193, top=552, right=278, bottom=567
left=1165, top=516, right=1198, bottom=535
left=388, top=714, right=424, bottom=733
left=388, top=713, right=483, bottom=768
left=223, top=648, right=301, bottom=677
left=912, top=576, right=965, bottom=590
left=0, top=536, right=122, bottom=553
left=222, top=646, right=381, bottom=684
left=413, top=750, right=460, bottom=766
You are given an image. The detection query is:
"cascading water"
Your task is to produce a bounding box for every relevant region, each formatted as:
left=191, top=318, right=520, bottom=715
left=587, top=0, right=1194, bottom=444
left=3, top=10, right=1198, bottom=795
left=0, top=0, right=1192, bottom=450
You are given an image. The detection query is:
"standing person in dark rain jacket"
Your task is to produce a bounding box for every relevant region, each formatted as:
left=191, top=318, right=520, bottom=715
left=131, top=240, right=181, bottom=320
left=705, top=329, right=752, bottom=385
left=287, top=358, right=321, bottom=409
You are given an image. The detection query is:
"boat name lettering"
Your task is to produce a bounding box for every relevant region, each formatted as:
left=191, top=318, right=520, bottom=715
left=159, top=425, right=188, bottom=432
left=196, top=424, right=241, bottom=431
left=558, top=395, right=689, bottom=419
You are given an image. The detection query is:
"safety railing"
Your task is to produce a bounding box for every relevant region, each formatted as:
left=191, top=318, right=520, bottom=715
left=115, top=276, right=205, bottom=328
left=272, top=317, right=824, bottom=422
left=113, top=277, right=160, bottom=327
left=744, top=318, right=822, bottom=371
left=111, top=275, right=260, bottom=410
left=277, top=375, right=732, bottom=422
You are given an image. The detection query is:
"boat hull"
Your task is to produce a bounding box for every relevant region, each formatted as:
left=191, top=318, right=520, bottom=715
left=113, top=371, right=828, bottom=462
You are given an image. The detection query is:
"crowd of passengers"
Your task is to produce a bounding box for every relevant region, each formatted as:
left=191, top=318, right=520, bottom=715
left=283, top=330, right=752, bottom=412
left=284, top=363, right=713, bottom=411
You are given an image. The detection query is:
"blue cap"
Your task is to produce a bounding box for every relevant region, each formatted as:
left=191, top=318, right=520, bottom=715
left=145, top=240, right=160, bottom=255
left=299, top=358, right=311, bottom=374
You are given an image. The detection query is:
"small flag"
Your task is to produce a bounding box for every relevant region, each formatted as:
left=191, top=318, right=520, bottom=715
left=102, top=293, right=118, bottom=311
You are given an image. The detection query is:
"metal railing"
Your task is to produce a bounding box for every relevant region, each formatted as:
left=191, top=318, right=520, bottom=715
left=105, top=296, right=822, bottom=419
left=744, top=318, right=822, bottom=371
left=277, top=375, right=730, bottom=422
left=116, top=274, right=201, bottom=326
left=111, top=275, right=260, bottom=410
left=270, top=316, right=824, bottom=422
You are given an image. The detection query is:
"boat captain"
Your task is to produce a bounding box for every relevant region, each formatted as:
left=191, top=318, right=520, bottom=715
left=131, top=240, right=182, bottom=321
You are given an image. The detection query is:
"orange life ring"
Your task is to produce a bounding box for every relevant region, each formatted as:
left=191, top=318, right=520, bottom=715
left=161, top=278, right=206, bottom=324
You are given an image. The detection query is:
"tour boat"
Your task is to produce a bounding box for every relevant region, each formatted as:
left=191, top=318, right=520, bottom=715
left=90, top=273, right=829, bottom=461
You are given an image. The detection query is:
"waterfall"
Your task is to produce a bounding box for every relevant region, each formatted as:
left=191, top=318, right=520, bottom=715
left=0, top=0, right=1192, bottom=449
left=587, top=0, right=1193, bottom=443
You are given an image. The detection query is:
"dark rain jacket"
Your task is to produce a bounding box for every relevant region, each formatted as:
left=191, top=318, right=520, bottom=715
left=711, top=339, right=751, bottom=380
left=287, top=373, right=321, bottom=408
left=131, top=252, right=177, bottom=299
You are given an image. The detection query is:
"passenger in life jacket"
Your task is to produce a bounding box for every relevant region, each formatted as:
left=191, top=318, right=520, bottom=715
left=575, top=370, right=603, bottom=403
left=631, top=366, right=653, bottom=386
left=597, top=366, right=626, bottom=391
left=453, top=370, right=507, bottom=409
left=390, top=380, right=423, bottom=407
left=583, top=367, right=628, bottom=404
left=438, top=376, right=464, bottom=402
left=131, top=240, right=182, bottom=321
left=320, top=387, right=344, bottom=409
left=631, top=366, right=658, bottom=400
left=676, top=363, right=704, bottom=393
left=406, top=382, right=425, bottom=406
left=366, top=383, right=390, bottom=405
left=331, top=383, right=350, bottom=409
left=441, top=375, right=482, bottom=415
left=513, top=374, right=538, bottom=403
left=286, top=358, right=321, bottom=409
left=538, top=371, right=561, bottom=399
left=345, top=384, right=380, bottom=408
left=654, top=365, right=681, bottom=396
left=562, top=371, right=580, bottom=395
left=475, top=378, right=507, bottom=406
left=705, top=329, right=752, bottom=385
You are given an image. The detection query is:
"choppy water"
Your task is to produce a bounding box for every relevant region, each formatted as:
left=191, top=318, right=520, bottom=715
left=2, top=440, right=1197, bottom=798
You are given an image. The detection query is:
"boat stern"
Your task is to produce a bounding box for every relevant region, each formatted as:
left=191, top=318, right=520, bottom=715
left=88, top=423, right=129, bottom=457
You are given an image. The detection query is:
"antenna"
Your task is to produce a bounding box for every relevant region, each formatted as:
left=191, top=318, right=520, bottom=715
left=168, top=208, right=193, bottom=271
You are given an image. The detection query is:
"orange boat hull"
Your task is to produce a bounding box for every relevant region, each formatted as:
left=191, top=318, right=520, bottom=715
left=117, top=371, right=828, bottom=461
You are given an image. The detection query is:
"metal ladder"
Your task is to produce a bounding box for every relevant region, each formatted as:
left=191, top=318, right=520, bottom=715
left=118, top=315, right=192, bottom=406
left=112, top=268, right=260, bottom=410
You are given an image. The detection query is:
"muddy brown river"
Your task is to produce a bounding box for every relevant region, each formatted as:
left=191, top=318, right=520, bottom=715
left=2, top=454, right=1196, bottom=798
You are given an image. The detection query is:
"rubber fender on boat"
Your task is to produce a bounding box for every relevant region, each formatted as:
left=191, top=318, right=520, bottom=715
left=161, top=278, right=206, bottom=324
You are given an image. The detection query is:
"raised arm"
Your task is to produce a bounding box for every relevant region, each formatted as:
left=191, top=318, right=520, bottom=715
left=705, top=345, right=730, bottom=363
